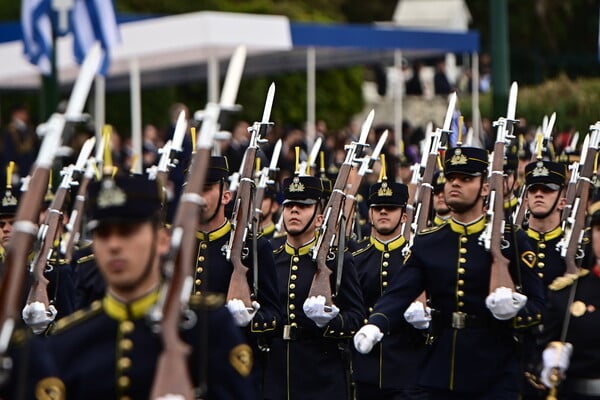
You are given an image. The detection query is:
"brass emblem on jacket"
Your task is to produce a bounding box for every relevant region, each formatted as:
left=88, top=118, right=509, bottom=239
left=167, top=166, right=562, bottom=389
left=449, top=149, right=468, bottom=165
left=288, top=177, right=305, bottom=192
left=35, top=377, right=66, bottom=400
left=520, top=251, right=536, bottom=269
left=570, top=300, right=587, bottom=317
left=531, top=162, right=549, bottom=177
left=97, top=179, right=126, bottom=208
left=377, top=182, right=393, bottom=197
left=230, top=344, right=253, bottom=377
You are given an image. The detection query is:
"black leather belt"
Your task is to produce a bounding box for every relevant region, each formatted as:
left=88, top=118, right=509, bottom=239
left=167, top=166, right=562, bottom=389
left=433, top=311, right=505, bottom=330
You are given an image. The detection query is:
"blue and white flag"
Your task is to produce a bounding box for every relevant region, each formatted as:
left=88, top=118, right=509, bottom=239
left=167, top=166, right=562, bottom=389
left=21, top=0, right=53, bottom=75
left=71, top=0, right=121, bottom=75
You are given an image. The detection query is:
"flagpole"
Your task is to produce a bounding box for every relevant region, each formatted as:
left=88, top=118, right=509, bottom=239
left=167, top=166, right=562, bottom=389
left=41, top=25, right=59, bottom=120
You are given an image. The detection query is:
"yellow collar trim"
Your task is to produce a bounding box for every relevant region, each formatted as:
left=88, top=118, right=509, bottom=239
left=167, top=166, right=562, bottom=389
left=434, top=215, right=450, bottom=226
left=196, top=220, right=231, bottom=241
left=103, top=290, right=159, bottom=321
left=448, top=216, right=487, bottom=235
left=504, top=196, right=518, bottom=209
left=526, top=225, right=563, bottom=241
left=370, top=235, right=406, bottom=252
left=285, top=237, right=317, bottom=256
left=262, top=222, right=276, bottom=236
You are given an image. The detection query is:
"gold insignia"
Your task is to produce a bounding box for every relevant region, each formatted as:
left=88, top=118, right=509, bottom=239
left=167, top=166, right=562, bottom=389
left=2, top=190, right=17, bottom=207
left=520, top=251, right=537, bottom=269
left=97, top=179, right=126, bottom=209
left=449, top=150, right=468, bottom=165
left=436, top=173, right=446, bottom=185
left=288, top=176, right=305, bottom=193
left=35, top=377, right=66, bottom=400
left=571, top=300, right=587, bottom=317
left=402, top=248, right=412, bottom=264
left=377, top=181, right=393, bottom=197
left=531, top=161, right=549, bottom=177
left=549, top=269, right=589, bottom=291
left=229, top=344, right=253, bottom=377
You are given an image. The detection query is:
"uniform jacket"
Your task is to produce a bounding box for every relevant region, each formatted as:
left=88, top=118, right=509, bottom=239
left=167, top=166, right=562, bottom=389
left=525, top=226, right=566, bottom=287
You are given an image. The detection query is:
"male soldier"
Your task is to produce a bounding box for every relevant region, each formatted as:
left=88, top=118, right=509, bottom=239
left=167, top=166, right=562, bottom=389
left=32, top=173, right=257, bottom=399
left=264, top=175, right=364, bottom=400
left=354, top=146, right=545, bottom=399
left=259, top=182, right=280, bottom=241
left=523, top=160, right=567, bottom=286
left=352, top=178, right=428, bottom=399
left=432, top=170, right=450, bottom=226
left=194, top=156, right=281, bottom=390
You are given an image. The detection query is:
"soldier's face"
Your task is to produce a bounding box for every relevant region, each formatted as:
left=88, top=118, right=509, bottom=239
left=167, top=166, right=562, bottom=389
left=444, top=174, right=488, bottom=212
left=369, top=205, right=405, bottom=236
left=0, top=217, right=14, bottom=247
left=525, top=185, right=564, bottom=218
left=93, top=222, right=168, bottom=298
left=282, top=202, right=321, bottom=236
left=200, top=182, right=231, bottom=224
left=433, top=190, right=450, bottom=216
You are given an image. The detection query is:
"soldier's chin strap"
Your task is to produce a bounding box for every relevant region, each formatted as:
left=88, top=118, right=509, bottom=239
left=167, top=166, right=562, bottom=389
left=134, top=229, right=159, bottom=290
left=203, top=180, right=225, bottom=225
left=529, top=186, right=563, bottom=220
left=372, top=208, right=404, bottom=237
left=448, top=176, right=486, bottom=214
left=283, top=202, right=320, bottom=238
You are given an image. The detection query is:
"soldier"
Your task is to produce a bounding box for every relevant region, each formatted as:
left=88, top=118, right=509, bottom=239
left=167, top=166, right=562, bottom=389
left=432, top=170, right=450, bottom=226
left=32, top=173, right=257, bottom=399
left=354, top=146, right=545, bottom=399
left=264, top=175, right=364, bottom=400
left=352, top=177, right=428, bottom=399
left=259, top=182, right=280, bottom=241
left=523, top=160, right=567, bottom=286
left=194, top=156, right=281, bottom=391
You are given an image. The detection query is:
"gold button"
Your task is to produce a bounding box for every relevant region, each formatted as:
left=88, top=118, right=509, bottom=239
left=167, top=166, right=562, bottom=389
left=459, top=248, right=467, bottom=254
left=198, top=256, right=205, bottom=262
left=459, top=257, right=466, bottom=263
left=120, top=321, right=134, bottom=334
left=538, top=253, right=545, bottom=259
left=457, top=279, right=464, bottom=286
left=381, top=271, right=388, bottom=277
left=537, top=262, right=545, bottom=268
left=457, top=290, right=464, bottom=297
left=254, top=322, right=259, bottom=328
left=292, top=265, right=298, bottom=271
left=290, top=313, right=296, bottom=320
left=291, top=322, right=297, bottom=328
left=118, top=376, right=130, bottom=388
left=458, top=301, right=464, bottom=307
left=384, top=253, right=390, bottom=259
left=290, top=283, right=296, bottom=290
left=200, top=243, right=207, bottom=249
left=195, top=279, right=202, bottom=286
left=539, top=243, right=546, bottom=249
left=538, top=273, right=544, bottom=278
left=196, top=267, right=203, bottom=274
left=290, top=275, right=297, bottom=281
left=290, top=293, right=296, bottom=300
left=121, top=396, right=132, bottom=400
left=263, top=323, right=268, bottom=328
left=368, top=307, right=374, bottom=313
left=382, top=261, right=389, bottom=267
left=195, top=291, right=201, bottom=295
left=382, top=281, right=388, bottom=287
left=517, top=316, right=523, bottom=321
left=118, top=357, right=132, bottom=370
left=293, top=257, right=300, bottom=262
left=460, top=237, right=468, bottom=243
left=458, top=268, right=465, bottom=274
left=120, top=339, right=133, bottom=351
left=289, top=304, right=295, bottom=310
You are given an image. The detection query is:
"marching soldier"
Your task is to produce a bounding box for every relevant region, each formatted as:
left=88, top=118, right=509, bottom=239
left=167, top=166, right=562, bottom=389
left=354, top=146, right=545, bottom=399
left=259, top=182, right=280, bottom=241
left=352, top=177, right=428, bottom=399
left=194, top=156, right=281, bottom=391
left=31, top=172, right=257, bottom=399
left=264, top=175, right=364, bottom=400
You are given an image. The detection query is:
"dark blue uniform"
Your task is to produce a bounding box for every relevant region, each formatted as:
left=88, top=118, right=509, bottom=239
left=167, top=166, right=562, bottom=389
left=264, top=238, right=365, bottom=400
left=34, top=291, right=258, bottom=399
left=352, top=235, right=428, bottom=399
left=525, top=226, right=566, bottom=287
left=71, top=244, right=105, bottom=310
left=368, top=217, right=545, bottom=398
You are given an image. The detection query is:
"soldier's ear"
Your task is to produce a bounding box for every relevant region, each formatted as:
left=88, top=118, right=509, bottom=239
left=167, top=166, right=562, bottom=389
left=480, top=182, right=490, bottom=197
left=557, top=195, right=567, bottom=211
left=157, top=226, right=170, bottom=256
left=315, top=212, right=324, bottom=228
left=222, top=188, right=232, bottom=205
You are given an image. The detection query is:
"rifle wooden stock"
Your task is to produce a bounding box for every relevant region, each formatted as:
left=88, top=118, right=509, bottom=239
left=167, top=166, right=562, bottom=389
left=0, top=168, right=50, bottom=353
left=26, top=183, right=69, bottom=310
left=488, top=140, right=515, bottom=292
left=513, top=186, right=527, bottom=227
left=150, top=145, right=212, bottom=400
left=342, top=169, right=359, bottom=239
left=64, top=172, right=92, bottom=263
left=560, top=163, right=579, bottom=224
left=310, top=162, right=352, bottom=305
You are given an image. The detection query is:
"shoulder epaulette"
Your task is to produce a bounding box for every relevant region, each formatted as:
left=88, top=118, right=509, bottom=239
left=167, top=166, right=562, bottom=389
left=273, top=231, right=287, bottom=239
left=549, top=269, right=590, bottom=291
left=77, top=253, right=95, bottom=264
left=352, top=241, right=373, bottom=257
left=418, top=222, right=446, bottom=235
left=189, top=292, right=225, bottom=310
left=273, top=244, right=285, bottom=254
left=50, top=301, right=103, bottom=334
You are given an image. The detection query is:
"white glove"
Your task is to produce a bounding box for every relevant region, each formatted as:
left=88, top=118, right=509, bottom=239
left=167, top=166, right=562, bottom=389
left=303, top=295, right=339, bottom=328
left=541, top=341, right=573, bottom=388
left=155, top=395, right=186, bottom=400
left=403, top=301, right=432, bottom=330
left=485, top=287, right=528, bottom=320
left=226, top=299, right=260, bottom=327
left=353, top=324, right=384, bottom=354
left=22, top=302, right=57, bottom=335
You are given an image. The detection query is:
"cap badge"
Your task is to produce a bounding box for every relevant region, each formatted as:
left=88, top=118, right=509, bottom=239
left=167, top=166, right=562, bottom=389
left=449, top=149, right=468, bottom=165
left=377, top=181, right=393, bottom=197
left=2, top=190, right=17, bottom=207
left=288, top=176, right=305, bottom=192
left=532, top=161, right=549, bottom=177
left=97, top=179, right=126, bottom=209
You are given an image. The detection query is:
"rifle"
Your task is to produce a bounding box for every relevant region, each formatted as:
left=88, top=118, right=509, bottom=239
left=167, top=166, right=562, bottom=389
left=254, top=138, right=282, bottom=218
left=343, top=130, right=388, bottom=239
left=225, top=83, right=274, bottom=308
left=149, top=45, right=247, bottom=399
left=560, top=133, right=588, bottom=224
left=556, top=123, right=600, bottom=275
left=309, top=110, right=373, bottom=305
left=480, top=82, right=519, bottom=293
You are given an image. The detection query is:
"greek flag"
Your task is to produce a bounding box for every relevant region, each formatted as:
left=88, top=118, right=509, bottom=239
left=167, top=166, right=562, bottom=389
left=71, top=0, right=121, bottom=75
left=21, top=0, right=53, bottom=75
